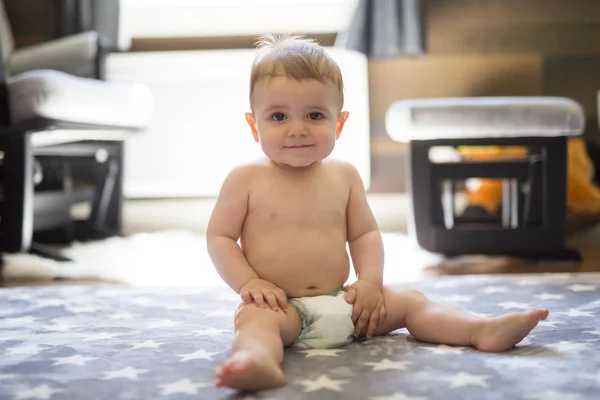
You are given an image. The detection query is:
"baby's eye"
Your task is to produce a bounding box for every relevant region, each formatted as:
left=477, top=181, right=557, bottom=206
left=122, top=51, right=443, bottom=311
left=271, top=112, right=286, bottom=121
left=308, top=112, right=324, bottom=120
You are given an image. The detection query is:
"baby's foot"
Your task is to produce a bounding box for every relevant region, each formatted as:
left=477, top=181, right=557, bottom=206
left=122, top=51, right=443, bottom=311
left=472, top=308, right=549, bottom=353
left=215, top=350, right=285, bottom=391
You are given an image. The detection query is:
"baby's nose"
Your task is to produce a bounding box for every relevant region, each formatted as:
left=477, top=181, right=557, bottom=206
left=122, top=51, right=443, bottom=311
left=288, top=122, right=308, bottom=136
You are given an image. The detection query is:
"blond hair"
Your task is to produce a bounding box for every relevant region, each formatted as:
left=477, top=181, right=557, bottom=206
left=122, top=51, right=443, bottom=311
left=249, top=34, right=344, bottom=108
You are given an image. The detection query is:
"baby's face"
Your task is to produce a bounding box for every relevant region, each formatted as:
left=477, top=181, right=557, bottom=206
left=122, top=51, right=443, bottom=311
left=247, top=76, right=348, bottom=169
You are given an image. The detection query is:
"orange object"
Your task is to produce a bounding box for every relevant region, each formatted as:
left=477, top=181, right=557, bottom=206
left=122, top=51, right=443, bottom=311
left=460, top=138, right=600, bottom=215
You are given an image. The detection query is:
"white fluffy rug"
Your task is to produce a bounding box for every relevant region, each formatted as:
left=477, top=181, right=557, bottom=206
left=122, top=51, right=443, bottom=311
left=2, top=230, right=445, bottom=288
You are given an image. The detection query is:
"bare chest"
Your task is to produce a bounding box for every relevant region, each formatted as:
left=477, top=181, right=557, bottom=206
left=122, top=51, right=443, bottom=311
left=248, top=175, right=349, bottom=227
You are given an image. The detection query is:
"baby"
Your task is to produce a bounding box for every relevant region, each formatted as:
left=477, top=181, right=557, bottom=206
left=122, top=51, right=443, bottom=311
left=206, top=34, right=548, bottom=392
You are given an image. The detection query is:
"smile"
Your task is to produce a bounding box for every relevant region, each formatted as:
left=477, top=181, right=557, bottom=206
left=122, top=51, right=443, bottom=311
left=285, top=145, right=313, bottom=148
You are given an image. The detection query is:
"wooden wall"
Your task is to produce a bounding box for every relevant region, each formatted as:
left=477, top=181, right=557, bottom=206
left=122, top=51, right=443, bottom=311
left=370, top=0, right=600, bottom=192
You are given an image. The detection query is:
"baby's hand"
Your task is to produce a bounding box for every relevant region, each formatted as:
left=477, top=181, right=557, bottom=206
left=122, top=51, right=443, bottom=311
left=344, top=280, right=386, bottom=338
left=240, top=278, right=289, bottom=312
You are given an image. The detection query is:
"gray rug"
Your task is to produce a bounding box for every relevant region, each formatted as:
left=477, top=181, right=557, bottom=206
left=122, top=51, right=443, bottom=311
left=1, top=273, right=599, bottom=400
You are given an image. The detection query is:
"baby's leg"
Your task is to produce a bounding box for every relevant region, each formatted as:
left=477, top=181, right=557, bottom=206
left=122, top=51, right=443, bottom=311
left=372, top=286, right=548, bottom=353
left=215, top=303, right=302, bottom=391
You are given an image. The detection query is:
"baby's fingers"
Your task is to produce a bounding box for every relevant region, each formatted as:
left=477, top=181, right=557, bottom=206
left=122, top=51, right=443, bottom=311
left=366, top=311, right=379, bottom=338
left=274, top=289, right=289, bottom=312
left=240, top=290, right=251, bottom=304
left=264, top=292, right=280, bottom=311
left=251, top=291, right=266, bottom=308
left=354, top=311, right=371, bottom=337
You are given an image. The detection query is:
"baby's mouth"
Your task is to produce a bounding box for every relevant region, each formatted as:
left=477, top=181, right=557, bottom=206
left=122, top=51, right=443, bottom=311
left=285, top=145, right=313, bottom=148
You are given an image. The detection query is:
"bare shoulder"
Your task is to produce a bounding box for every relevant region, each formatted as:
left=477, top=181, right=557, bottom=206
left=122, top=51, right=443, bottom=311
left=323, top=158, right=363, bottom=184
left=224, top=158, right=270, bottom=184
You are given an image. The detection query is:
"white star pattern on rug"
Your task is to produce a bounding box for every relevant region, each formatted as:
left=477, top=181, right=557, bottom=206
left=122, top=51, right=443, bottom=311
left=526, top=390, right=584, bottom=400
left=439, top=295, right=472, bottom=303
left=15, top=384, right=64, bottom=400
left=498, top=301, right=531, bottom=309
left=565, top=284, right=597, bottom=292
left=109, top=312, right=136, bottom=320
left=550, top=341, right=591, bottom=353
left=52, top=355, right=97, bottom=366
left=147, top=319, right=181, bottom=329
left=363, top=359, right=412, bottom=371
left=102, top=366, right=149, bottom=380
left=441, top=372, right=491, bottom=388
left=485, top=356, right=545, bottom=369
left=557, top=309, right=595, bottom=318
left=300, top=349, right=346, bottom=358
left=1, top=270, right=600, bottom=399
left=179, top=349, right=219, bottom=361
left=130, top=340, right=162, bottom=349
left=193, top=328, right=230, bottom=336
left=159, top=378, right=210, bottom=395
left=371, top=393, right=428, bottom=400
left=534, top=293, right=565, bottom=300
left=296, top=374, right=349, bottom=392
left=206, top=308, right=232, bottom=317
left=1, top=316, right=38, bottom=326
left=482, top=285, right=509, bottom=294
left=423, top=345, right=465, bottom=355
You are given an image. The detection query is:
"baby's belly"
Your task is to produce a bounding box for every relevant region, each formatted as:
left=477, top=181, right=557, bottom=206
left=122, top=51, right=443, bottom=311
left=242, top=228, right=350, bottom=298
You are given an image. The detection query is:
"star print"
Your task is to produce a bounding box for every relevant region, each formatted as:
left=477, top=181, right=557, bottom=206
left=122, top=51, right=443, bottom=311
left=102, top=366, right=149, bottom=380
left=41, top=322, right=76, bottom=332
left=148, top=319, right=180, bottom=329
left=65, top=305, right=103, bottom=313
left=439, top=295, right=472, bottom=303
left=159, top=378, right=210, bottom=395
left=537, top=320, right=563, bottom=328
left=2, top=316, right=38, bottom=325
left=526, top=390, right=583, bottom=400
left=193, top=328, right=230, bottom=336
left=300, top=349, right=346, bottom=358
left=109, top=312, right=136, bottom=320
left=165, top=302, right=193, bottom=310
left=442, top=372, right=491, bottom=388
left=206, top=308, right=232, bottom=317
left=550, top=341, right=590, bottom=353
left=482, top=286, right=509, bottom=294
left=557, top=309, right=594, bottom=317
left=517, top=279, right=541, bottom=286
left=84, top=332, right=122, bottom=341
left=432, top=281, right=458, bottom=288
left=486, top=356, right=545, bottom=369
left=423, top=345, right=464, bottom=355
left=52, top=355, right=97, bottom=366
left=35, top=298, right=70, bottom=307
left=131, top=340, right=162, bottom=349
left=534, top=293, right=565, bottom=300
left=179, top=349, right=219, bottom=361
left=7, top=344, right=49, bottom=356
left=566, top=284, right=597, bottom=292
left=364, top=359, right=412, bottom=371
left=583, top=329, right=600, bottom=336
left=296, top=374, right=348, bottom=392
left=498, top=302, right=531, bottom=309
left=0, top=374, right=15, bottom=380
left=372, top=393, right=428, bottom=400
left=15, top=384, right=64, bottom=400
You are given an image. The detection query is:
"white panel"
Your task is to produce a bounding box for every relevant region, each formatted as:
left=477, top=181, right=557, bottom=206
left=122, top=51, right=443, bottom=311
left=106, top=48, right=370, bottom=198
left=120, top=0, right=359, bottom=38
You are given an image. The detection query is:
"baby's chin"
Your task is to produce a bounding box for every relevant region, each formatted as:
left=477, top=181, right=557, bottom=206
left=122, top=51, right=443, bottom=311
left=272, top=159, right=322, bottom=170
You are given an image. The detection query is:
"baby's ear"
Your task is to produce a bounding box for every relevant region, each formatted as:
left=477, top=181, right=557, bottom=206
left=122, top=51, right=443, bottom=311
left=245, top=113, right=259, bottom=142
left=335, top=111, right=349, bottom=140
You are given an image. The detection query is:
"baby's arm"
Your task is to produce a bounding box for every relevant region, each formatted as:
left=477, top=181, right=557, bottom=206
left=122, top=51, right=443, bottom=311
left=206, top=166, right=259, bottom=292
left=343, top=162, right=386, bottom=337
left=345, top=164, right=384, bottom=287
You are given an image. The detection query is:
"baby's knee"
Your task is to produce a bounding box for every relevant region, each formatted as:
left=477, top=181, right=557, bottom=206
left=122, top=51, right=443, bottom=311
left=234, top=302, right=280, bottom=330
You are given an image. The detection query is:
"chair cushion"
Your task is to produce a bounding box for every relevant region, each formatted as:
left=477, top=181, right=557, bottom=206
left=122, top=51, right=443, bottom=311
left=385, top=96, right=585, bottom=143
left=7, top=69, right=153, bottom=128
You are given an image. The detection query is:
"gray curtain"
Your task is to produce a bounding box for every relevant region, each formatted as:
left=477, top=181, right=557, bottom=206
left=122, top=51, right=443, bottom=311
left=336, top=0, right=426, bottom=59
left=52, top=0, right=120, bottom=49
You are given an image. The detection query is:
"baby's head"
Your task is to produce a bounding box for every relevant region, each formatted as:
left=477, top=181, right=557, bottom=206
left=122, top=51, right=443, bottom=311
left=246, top=34, right=349, bottom=169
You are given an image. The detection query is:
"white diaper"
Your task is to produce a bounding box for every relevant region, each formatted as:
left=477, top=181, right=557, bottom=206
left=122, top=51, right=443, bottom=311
left=288, top=290, right=355, bottom=349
